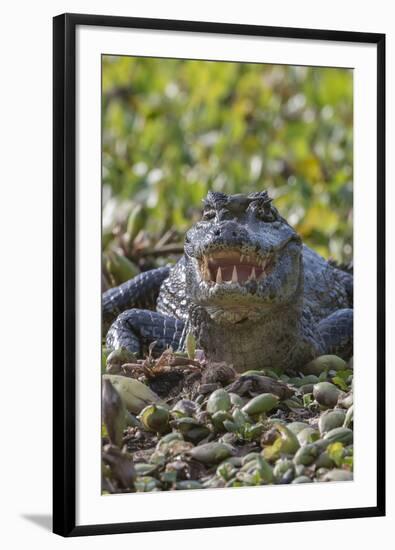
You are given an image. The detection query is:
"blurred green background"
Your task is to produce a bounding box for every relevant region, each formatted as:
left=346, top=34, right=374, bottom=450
left=102, top=56, right=353, bottom=289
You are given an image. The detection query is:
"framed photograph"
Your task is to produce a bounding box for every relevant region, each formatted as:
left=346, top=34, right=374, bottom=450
left=53, top=13, right=385, bottom=537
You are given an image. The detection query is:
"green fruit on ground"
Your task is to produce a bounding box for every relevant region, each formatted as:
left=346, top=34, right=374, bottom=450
left=318, top=409, right=346, bottom=435
left=323, top=427, right=353, bottom=446
left=242, top=393, right=279, bottom=416
left=300, top=355, right=347, bottom=376
left=139, top=404, right=170, bottom=433
left=189, top=442, right=235, bottom=464
left=103, top=374, right=164, bottom=414
left=206, top=389, right=232, bottom=415
left=313, top=382, right=342, bottom=408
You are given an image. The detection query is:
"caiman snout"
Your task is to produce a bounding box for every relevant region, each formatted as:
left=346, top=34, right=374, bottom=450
left=210, top=221, right=249, bottom=247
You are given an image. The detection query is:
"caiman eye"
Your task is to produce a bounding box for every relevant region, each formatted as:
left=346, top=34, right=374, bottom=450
left=202, top=209, right=216, bottom=221
left=250, top=202, right=277, bottom=222
left=258, top=207, right=276, bottom=222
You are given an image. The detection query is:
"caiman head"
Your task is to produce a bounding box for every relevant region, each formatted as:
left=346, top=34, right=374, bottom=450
left=184, top=191, right=303, bottom=324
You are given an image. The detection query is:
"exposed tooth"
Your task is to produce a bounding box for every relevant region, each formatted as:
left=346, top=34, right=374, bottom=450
left=232, top=265, right=238, bottom=283
left=240, top=254, right=245, bottom=263
left=250, top=266, right=256, bottom=280
left=202, top=267, right=210, bottom=281
left=216, top=266, right=223, bottom=284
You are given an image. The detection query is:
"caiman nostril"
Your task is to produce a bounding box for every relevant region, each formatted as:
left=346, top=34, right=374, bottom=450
left=232, top=231, right=237, bottom=238
left=214, top=228, right=221, bottom=236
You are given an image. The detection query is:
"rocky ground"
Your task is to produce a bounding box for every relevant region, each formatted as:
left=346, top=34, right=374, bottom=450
left=101, top=345, right=353, bottom=493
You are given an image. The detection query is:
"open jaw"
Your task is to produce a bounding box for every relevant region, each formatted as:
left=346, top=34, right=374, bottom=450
left=198, top=248, right=273, bottom=285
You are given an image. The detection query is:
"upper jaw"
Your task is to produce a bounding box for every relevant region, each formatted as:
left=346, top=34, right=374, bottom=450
left=197, top=247, right=274, bottom=286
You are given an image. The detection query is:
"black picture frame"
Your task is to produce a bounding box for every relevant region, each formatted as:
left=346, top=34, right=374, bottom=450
left=53, top=13, right=386, bottom=537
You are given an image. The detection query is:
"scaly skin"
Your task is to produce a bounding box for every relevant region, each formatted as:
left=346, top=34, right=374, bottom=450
left=103, top=191, right=353, bottom=371
left=102, top=267, right=170, bottom=332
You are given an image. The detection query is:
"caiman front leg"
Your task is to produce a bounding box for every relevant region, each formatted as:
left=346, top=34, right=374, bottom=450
left=106, top=309, right=185, bottom=357
left=102, top=266, right=170, bottom=331
left=316, top=308, right=353, bottom=360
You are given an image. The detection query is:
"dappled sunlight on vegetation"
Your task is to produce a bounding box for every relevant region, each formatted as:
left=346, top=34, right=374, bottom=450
left=102, top=56, right=352, bottom=270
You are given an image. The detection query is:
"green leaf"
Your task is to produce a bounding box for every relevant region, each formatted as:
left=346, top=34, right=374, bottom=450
left=303, top=393, right=313, bottom=407
left=327, top=442, right=344, bottom=467
left=332, top=376, right=348, bottom=391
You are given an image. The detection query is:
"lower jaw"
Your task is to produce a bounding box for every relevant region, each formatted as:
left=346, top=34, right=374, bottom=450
left=204, top=304, right=271, bottom=324
left=199, top=279, right=261, bottom=299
